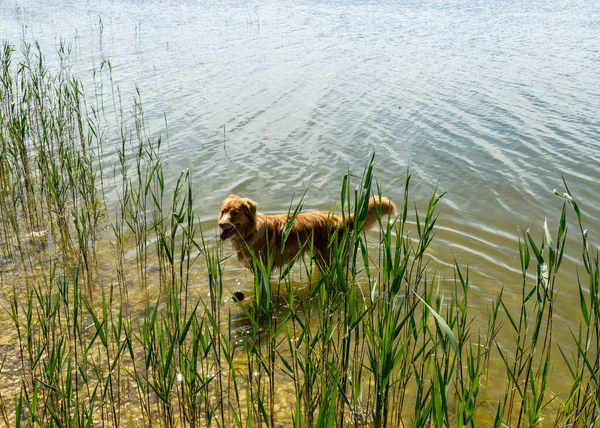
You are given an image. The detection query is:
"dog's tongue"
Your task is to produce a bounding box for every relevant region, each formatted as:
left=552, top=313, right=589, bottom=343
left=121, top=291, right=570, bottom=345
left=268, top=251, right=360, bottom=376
left=220, top=228, right=235, bottom=240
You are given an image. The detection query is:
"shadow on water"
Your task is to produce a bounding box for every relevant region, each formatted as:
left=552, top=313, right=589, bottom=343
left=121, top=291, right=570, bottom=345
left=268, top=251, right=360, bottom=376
left=225, top=266, right=320, bottom=344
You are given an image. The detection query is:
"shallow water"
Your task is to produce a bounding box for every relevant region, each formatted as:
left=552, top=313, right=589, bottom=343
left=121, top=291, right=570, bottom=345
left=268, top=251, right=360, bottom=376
left=1, top=0, right=600, bottom=422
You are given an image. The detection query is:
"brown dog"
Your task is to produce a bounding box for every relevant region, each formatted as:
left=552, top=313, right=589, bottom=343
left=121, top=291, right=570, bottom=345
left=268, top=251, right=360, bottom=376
left=218, top=194, right=396, bottom=269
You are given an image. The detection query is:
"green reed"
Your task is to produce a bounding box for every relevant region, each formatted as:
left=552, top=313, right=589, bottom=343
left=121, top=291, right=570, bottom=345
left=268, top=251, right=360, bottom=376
left=1, top=41, right=600, bottom=427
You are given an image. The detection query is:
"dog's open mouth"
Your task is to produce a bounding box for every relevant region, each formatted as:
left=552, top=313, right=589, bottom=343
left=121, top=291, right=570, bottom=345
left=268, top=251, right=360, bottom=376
left=220, top=225, right=236, bottom=241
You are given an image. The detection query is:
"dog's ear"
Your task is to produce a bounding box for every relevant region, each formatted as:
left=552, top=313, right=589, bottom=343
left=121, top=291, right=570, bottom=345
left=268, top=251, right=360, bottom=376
left=243, top=198, right=257, bottom=218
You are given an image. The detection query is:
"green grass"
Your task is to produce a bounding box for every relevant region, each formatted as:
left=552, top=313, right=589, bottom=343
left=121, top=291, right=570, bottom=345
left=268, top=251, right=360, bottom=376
left=1, top=41, right=599, bottom=427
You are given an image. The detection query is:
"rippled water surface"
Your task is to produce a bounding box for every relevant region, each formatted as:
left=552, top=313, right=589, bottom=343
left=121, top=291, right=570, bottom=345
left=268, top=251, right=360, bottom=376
left=1, top=0, right=600, bottom=419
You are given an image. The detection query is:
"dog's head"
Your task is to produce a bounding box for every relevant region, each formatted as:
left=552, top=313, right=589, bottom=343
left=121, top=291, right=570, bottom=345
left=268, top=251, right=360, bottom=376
left=218, top=194, right=257, bottom=241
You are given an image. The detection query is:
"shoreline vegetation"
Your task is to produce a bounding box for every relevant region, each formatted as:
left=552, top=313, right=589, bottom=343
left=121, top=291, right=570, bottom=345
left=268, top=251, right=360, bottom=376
left=1, top=42, right=599, bottom=427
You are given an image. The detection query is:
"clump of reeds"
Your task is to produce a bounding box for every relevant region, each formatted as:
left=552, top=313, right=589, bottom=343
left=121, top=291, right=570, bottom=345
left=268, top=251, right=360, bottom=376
left=0, top=41, right=599, bottom=427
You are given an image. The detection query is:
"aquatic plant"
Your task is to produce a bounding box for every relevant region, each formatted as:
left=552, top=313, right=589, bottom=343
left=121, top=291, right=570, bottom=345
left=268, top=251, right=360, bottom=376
left=0, top=41, right=599, bottom=427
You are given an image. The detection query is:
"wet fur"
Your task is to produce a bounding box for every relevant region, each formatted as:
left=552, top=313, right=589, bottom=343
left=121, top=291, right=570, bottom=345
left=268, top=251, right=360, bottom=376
left=218, top=194, right=396, bottom=269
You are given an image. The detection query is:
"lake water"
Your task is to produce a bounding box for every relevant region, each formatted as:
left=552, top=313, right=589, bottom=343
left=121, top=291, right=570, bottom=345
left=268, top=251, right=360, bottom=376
left=1, top=0, right=600, bottom=419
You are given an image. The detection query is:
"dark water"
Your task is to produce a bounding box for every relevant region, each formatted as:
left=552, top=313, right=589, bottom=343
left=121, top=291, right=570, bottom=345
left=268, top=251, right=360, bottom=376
left=2, top=0, right=600, bottom=343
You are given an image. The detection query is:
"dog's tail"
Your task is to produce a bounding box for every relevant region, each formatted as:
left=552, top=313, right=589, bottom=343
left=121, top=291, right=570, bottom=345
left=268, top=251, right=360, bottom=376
left=349, top=196, right=396, bottom=232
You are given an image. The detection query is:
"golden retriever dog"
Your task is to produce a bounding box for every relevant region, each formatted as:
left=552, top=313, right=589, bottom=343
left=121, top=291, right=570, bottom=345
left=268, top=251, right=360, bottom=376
left=218, top=194, right=396, bottom=269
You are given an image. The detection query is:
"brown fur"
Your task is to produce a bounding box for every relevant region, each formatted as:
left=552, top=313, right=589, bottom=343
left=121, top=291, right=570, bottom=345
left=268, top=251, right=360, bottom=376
left=218, top=194, right=396, bottom=269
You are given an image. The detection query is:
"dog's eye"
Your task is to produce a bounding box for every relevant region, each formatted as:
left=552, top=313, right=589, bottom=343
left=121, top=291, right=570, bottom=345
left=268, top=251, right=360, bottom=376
left=230, top=209, right=238, bottom=216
